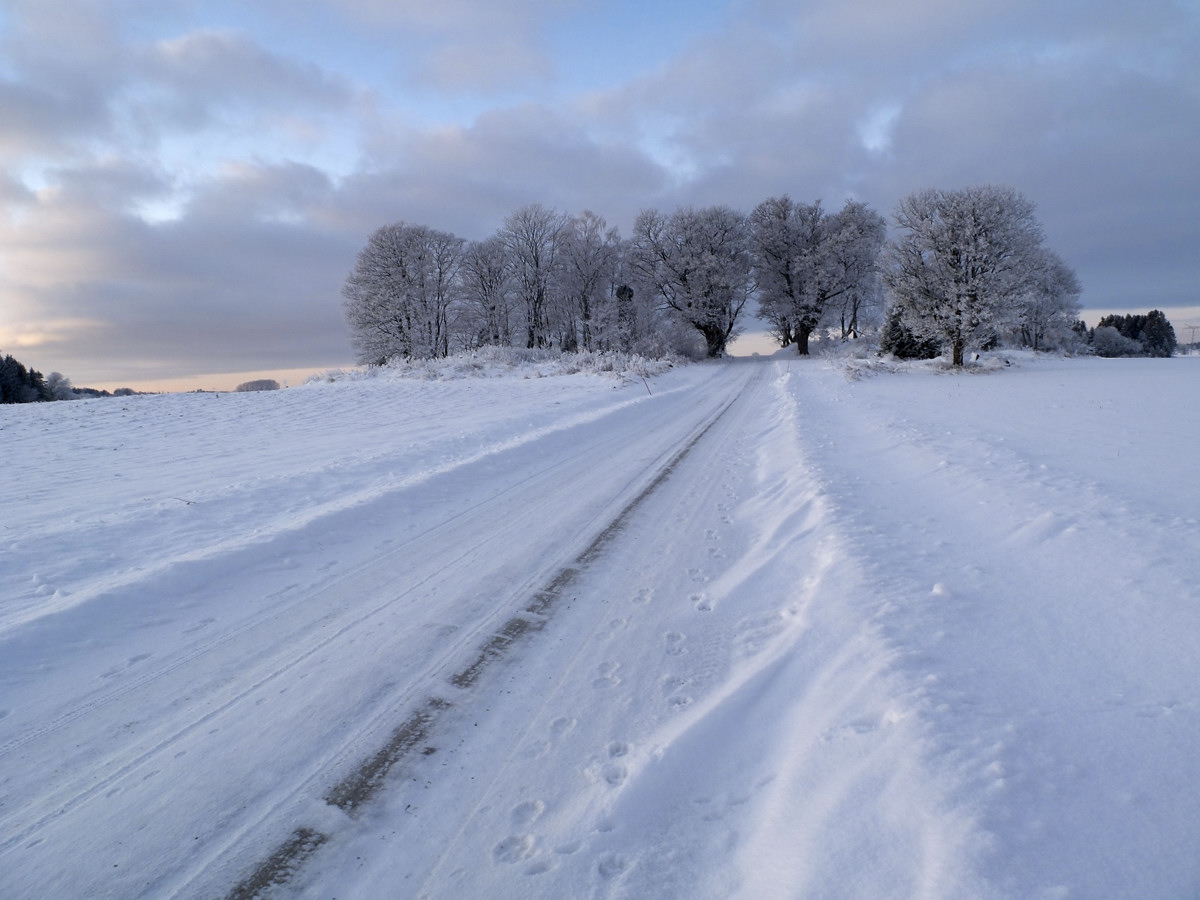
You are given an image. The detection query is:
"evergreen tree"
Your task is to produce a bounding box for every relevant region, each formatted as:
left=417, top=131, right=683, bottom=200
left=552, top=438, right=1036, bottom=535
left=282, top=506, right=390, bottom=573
left=879, top=306, right=941, bottom=359
left=0, top=353, right=52, bottom=403
left=1140, top=310, right=1177, bottom=357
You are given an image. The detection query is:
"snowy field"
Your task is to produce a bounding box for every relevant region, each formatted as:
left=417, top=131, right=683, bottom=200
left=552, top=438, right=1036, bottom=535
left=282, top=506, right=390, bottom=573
left=2, top=351, right=1198, bottom=899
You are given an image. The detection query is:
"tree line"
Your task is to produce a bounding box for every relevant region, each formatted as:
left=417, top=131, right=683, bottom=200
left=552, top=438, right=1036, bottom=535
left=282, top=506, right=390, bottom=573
left=337, top=184, right=1181, bottom=368
left=1, top=353, right=55, bottom=403
left=1086, top=312, right=1177, bottom=358
left=1, top=352, right=137, bottom=404
left=342, top=199, right=891, bottom=364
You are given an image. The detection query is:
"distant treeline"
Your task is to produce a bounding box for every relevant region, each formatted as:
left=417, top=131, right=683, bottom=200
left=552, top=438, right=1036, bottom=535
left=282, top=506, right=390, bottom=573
left=1084, top=311, right=1177, bottom=358
left=0, top=352, right=137, bottom=404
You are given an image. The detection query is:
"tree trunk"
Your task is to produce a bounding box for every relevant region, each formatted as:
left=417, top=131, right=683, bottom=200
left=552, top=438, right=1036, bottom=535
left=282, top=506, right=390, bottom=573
left=794, top=323, right=813, bottom=355
left=702, top=325, right=726, bottom=357
left=952, top=338, right=965, bottom=366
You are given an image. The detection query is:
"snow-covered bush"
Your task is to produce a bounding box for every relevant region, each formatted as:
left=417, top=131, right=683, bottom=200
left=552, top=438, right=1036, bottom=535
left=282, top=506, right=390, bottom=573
left=1091, top=326, right=1143, bottom=358
left=235, top=379, right=281, bottom=392
left=306, top=347, right=682, bottom=386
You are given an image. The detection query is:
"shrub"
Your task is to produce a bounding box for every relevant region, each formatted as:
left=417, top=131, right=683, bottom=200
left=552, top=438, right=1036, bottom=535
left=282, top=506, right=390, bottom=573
left=235, top=379, right=281, bottom=392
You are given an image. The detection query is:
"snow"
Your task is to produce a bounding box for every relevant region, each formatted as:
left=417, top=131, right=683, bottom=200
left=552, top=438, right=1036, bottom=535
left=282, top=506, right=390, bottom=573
left=2, top=351, right=1197, bottom=899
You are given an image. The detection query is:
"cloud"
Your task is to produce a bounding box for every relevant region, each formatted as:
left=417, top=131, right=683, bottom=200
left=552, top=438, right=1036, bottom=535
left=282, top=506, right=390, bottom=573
left=315, top=0, right=582, bottom=92
left=1, top=0, right=1198, bottom=387
left=140, top=29, right=354, bottom=127
left=0, top=156, right=357, bottom=383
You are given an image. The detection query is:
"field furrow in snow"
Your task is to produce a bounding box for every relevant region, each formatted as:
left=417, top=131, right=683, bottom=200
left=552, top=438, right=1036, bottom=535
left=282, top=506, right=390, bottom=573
left=284, top=361, right=991, bottom=899
left=0, top=362, right=750, bottom=898
left=2, top=353, right=1196, bottom=899
left=776, top=355, right=1200, bottom=898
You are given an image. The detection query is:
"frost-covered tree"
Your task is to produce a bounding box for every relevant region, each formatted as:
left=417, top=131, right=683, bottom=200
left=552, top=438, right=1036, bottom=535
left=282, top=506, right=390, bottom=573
left=558, top=210, right=621, bottom=351
left=343, top=223, right=466, bottom=363
left=749, top=196, right=823, bottom=351
left=1017, top=249, right=1083, bottom=350
left=1092, top=311, right=1177, bottom=357
left=235, top=379, right=280, bottom=392
left=1091, top=325, right=1142, bottom=357
left=46, top=371, right=78, bottom=401
left=750, top=197, right=886, bottom=353
left=500, top=204, right=567, bottom=349
left=879, top=306, right=941, bottom=359
left=460, top=236, right=514, bottom=347
left=630, top=205, right=753, bottom=357
left=823, top=200, right=887, bottom=340
left=883, top=185, right=1046, bottom=366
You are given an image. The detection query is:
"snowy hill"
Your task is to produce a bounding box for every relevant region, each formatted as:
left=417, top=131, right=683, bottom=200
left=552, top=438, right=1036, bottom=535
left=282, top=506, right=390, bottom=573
left=1, top=352, right=1197, bottom=899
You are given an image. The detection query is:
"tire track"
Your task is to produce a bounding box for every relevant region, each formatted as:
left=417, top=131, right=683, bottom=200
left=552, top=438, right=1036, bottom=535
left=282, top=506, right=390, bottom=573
left=217, top=375, right=749, bottom=900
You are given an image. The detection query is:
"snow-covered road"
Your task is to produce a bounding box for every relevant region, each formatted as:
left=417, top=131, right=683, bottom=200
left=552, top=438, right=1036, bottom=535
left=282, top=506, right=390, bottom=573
left=2, top=354, right=1197, bottom=898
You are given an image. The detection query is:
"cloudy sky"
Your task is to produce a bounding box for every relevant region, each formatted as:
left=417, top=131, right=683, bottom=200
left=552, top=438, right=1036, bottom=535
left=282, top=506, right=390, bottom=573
left=2, top=0, right=1197, bottom=389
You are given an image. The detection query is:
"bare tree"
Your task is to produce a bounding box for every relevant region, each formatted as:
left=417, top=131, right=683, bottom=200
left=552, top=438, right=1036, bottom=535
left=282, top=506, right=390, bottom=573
left=500, top=204, right=567, bottom=349
left=630, top=205, right=753, bottom=357
left=749, top=195, right=823, bottom=352
left=558, top=210, right=621, bottom=351
left=750, top=196, right=886, bottom=354
left=884, top=185, right=1046, bottom=365
left=823, top=200, right=887, bottom=340
left=343, top=222, right=465, bottom=363
left=460, top=236, right=514, bottom=347
left=1017, top=248, right=1082, bottom=350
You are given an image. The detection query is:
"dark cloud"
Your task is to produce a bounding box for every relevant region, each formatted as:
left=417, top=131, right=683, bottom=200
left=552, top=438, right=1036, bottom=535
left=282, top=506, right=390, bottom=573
left=1, top=0, right=1197, bottom=387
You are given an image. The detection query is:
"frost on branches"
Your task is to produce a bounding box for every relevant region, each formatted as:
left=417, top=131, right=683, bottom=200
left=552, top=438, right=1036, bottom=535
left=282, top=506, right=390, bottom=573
left=883, top=185, right=1080, bottom=365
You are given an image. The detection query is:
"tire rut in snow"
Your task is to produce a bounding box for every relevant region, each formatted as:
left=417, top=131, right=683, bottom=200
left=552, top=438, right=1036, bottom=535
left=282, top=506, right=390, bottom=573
left=222, top=390, right=740, bottom=900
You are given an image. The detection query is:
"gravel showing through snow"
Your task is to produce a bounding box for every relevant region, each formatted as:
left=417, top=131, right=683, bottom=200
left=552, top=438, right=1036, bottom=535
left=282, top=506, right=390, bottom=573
left=1, top=353, right=1197, bottom=898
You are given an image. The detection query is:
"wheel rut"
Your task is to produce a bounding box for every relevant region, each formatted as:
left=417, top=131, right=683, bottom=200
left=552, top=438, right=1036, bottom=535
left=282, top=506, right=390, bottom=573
left=220, top=387, right=742, bottom=900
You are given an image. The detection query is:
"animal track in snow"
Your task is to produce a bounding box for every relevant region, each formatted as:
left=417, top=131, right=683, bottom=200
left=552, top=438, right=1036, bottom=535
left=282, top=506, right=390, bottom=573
left=664, top=631, right=687, bottom=655
left=661, top=675, right=689, bottom=696
left=493, top=834, right=537, bottom=864
left=631, top=587, right=653, bottom=605
left=522, top=739, right=550, bottom=759
left=690, top=592, right=713, bottom=612
left=511, top=799, right=545, bottom=826
left=601, top=763, right=627, bottom=786
left=597, top=853, right=631, bottom=879
left=592, top=661, right=621, bottom=689
left=524, top=858, right=553, bottom=875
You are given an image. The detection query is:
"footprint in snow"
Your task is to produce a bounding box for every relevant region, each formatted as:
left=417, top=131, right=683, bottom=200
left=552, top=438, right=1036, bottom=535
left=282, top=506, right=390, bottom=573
left=493, top=835, right=537, bottom=864
left=550, top=717, right=577, bottom=740
left=524, top=859, right=553, bottom=876
left=602, top=764, right=627, bottom=786
left=593, top=661, right=621, bottom=689
left=664, top=631, right=687, bottom=655
left=522, top=739, right=550, bottom=759
left=512, top=799, right=546, bottom=826
left=597, top=854, right=631, bottom=879
left=690, top=592, right=713, bottom=612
